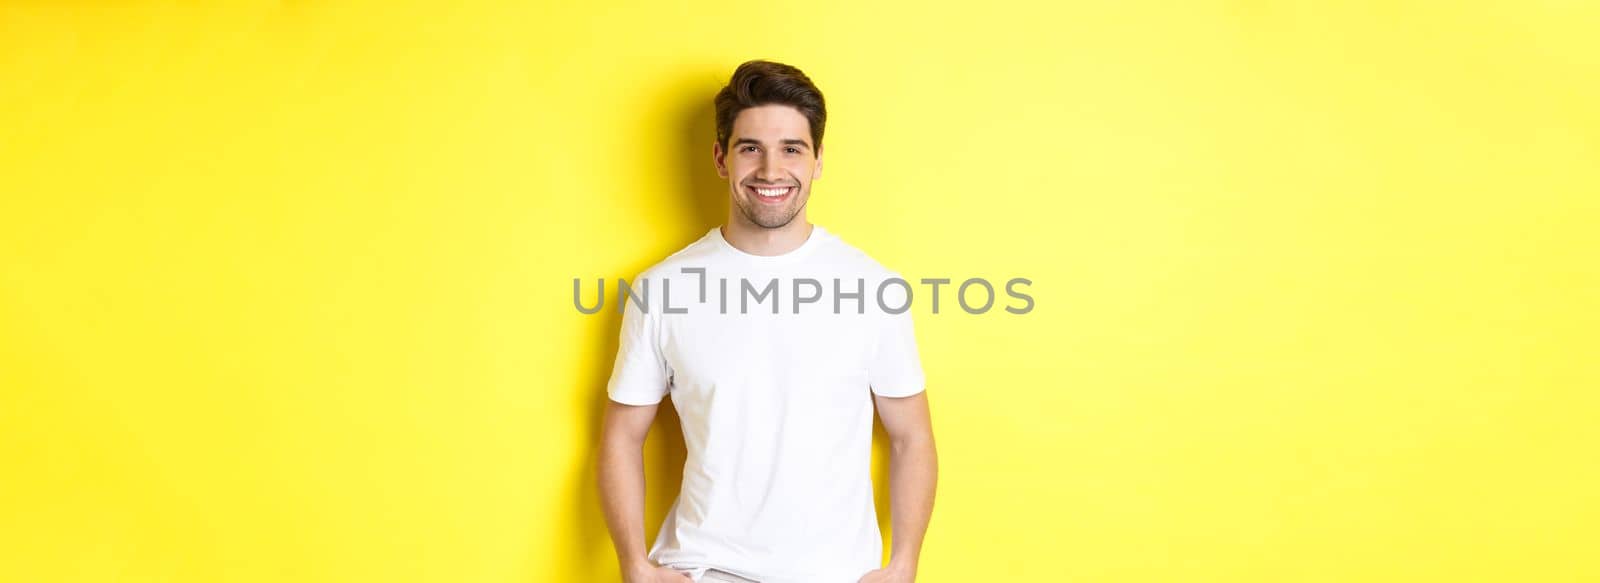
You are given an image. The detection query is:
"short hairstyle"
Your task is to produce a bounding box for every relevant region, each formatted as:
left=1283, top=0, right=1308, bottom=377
left=714, top=60, right=827, bottom=154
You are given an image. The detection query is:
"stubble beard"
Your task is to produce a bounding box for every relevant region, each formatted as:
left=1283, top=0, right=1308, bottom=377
left=735, top=188, right=806, bottom=229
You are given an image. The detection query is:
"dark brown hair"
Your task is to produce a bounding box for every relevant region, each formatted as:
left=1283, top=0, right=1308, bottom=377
left=714, top=60, right=827, bottom=154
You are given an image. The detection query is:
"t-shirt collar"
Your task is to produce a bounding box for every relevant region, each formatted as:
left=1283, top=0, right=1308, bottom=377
left=709, top=223, right=825, bottom=265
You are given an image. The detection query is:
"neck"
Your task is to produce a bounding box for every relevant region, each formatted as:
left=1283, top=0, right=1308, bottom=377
left=720, top=214, right=814, bottom=256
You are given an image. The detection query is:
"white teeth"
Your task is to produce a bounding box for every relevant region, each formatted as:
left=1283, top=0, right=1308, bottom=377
left=754, top=187, right=790, bottom=197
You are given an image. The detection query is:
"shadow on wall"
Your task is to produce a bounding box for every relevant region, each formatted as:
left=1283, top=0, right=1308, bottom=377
left=555, top=74, right=723, bottom=582
left=560, top=68, right=899, bottom=579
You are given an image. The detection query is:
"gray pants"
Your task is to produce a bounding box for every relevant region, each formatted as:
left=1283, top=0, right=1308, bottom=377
left=700, top=568, right=761, bottom=583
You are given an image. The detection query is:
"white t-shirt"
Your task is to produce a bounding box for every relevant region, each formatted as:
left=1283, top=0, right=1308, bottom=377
left=606, top=224, right=926, bottom=583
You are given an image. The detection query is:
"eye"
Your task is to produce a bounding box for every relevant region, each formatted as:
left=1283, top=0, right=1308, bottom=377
left=741, top=145, right=758, bottom=153
left=785, top=147, right=800, bottom=154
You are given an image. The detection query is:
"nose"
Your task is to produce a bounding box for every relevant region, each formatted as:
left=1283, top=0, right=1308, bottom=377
left=756, top=152, right=785, bottom=182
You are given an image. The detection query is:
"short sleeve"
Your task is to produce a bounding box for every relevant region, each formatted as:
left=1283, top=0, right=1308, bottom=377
left=605, top=289, right=672, bottom=405
left=868, top=279, right=926, bottom=398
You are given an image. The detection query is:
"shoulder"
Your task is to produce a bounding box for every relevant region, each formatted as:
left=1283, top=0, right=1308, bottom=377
left=613, top=229, right=721, bottom=315
left=812, top=227, right=917, bottom=316
left=632, top=228, right=721, bottom=281
left=814, top=226, right=907, bottom=283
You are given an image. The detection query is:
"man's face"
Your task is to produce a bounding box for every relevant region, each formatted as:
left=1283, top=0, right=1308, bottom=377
left=714, top=104, right=822, bottom=230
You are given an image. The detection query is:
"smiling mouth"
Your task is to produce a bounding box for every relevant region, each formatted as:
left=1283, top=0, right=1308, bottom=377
left=746, top=185, right=795, bottom=202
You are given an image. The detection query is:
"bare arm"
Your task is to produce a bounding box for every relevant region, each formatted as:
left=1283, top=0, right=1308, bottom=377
left=868, top=390, right=937, bottom=581
left=598, top=399, right=690, bottom=583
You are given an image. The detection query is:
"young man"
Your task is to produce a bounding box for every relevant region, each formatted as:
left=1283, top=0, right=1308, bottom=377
left=597, top=60, right=937, bottom=583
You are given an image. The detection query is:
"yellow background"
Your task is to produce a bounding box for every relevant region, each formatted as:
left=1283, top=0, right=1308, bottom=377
left=3, top=1, right=1597, bottom=581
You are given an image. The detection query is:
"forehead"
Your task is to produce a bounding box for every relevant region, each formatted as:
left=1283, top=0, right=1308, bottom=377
left=731, top=104, right=812, bottom=141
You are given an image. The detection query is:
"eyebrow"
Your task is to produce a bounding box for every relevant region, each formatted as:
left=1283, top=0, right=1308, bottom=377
left=732, top=137, right=811, bottom=151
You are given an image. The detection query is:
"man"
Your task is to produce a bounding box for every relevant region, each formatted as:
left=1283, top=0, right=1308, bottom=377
left=597, top=60, right=937, bottom=583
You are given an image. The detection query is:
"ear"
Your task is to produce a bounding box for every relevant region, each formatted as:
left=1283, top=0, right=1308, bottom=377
left=713, top=141, right=728, bottom=179
left=813, top=145, right=823, bottom=180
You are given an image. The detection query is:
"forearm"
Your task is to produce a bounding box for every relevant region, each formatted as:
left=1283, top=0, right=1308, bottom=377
left=597, top=435, right=651, bottom=569
left=886, top=431, right=937, bottom=569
